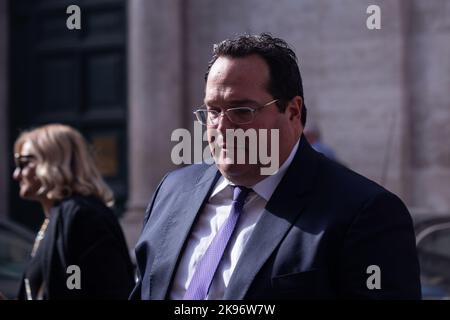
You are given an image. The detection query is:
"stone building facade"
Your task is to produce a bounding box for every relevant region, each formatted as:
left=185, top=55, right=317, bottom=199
left=0, top=0, right=449, bottom=250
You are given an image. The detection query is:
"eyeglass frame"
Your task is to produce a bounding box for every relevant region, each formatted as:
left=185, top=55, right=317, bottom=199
left=14, top=154, right=36, bottom=171
left=193, top=99, right=279, bottom=126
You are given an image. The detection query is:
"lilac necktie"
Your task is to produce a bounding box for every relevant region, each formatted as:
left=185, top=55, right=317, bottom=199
left=183, top=185, right=251, bottom=300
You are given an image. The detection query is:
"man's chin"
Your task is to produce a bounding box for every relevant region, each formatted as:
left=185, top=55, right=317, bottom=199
left=216, top=161, right=260, bottom=183
left=218, top=163, right=246, bottom=175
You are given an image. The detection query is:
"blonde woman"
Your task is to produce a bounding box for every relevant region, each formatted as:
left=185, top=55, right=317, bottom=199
left=12, top=124, right=134, bottom=299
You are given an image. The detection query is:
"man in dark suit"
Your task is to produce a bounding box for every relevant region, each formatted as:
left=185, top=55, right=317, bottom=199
left=131, top=33, right=421, bottom=299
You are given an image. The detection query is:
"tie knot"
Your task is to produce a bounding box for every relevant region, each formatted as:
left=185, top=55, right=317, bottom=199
left=232, top=186, right=252, bottom=205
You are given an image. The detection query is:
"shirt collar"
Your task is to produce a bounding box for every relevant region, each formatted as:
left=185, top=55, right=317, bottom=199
left=251, top=138, right=300, bottom=201
left=210, top=139, right=300, bottom=201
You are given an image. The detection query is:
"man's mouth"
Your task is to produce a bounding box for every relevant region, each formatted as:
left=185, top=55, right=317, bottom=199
left=215, top=142, right=247, bottom=150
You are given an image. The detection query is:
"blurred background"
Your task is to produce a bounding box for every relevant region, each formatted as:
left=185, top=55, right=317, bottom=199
left=0, top=0, right=449, bottom=298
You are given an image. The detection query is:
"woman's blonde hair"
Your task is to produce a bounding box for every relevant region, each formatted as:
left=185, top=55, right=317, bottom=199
left=14, top=124, right=114, bottom=207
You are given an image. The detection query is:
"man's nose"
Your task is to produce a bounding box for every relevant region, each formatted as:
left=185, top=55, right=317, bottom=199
left=216, top=112, right=235, bottom=134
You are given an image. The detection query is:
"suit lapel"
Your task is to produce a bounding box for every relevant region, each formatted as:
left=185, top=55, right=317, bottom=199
left=224, top=135, right=319, bottom=299
left=149, top=165, right=221, bottom=299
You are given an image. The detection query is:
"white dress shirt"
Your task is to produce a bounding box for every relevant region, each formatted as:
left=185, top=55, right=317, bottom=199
left=169, top=140, right=300, bottom=299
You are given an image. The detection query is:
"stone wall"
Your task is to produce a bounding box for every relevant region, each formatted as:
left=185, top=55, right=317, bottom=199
left=3, top=0, right=449, bottom=248
left=407, top=1, right=450, bottom=213
left=185, top=0, right=412, bottom=202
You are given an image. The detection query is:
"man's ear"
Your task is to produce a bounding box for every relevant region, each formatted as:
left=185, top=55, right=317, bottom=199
left=288, top=96, right=302, bottom=121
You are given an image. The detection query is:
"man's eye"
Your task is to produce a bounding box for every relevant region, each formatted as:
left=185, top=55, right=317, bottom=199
left=232, top=109, right=251, bottom=115
left=207, top=110, right=220, bottom=118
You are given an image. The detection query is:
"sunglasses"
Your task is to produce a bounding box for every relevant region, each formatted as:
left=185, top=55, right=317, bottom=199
left=14, top=154, right=36, bottom=170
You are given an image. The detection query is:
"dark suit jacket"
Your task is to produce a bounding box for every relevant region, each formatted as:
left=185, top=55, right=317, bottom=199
left=131, top=136, right=421, bottom=299
left=18, top=195, right=135, bottom=299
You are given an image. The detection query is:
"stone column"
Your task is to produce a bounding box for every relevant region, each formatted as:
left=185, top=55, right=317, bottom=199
left=0, top=0, right=9, bottom=220
left=122, top=0, right=185, bottom=254
left=407, top=0, right=450, bottom=214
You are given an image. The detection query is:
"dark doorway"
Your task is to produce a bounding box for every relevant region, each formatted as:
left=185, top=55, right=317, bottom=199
left=9, top=0, right=127, bottom=231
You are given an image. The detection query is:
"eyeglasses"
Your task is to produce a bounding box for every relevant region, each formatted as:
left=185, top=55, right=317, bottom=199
left=14, top=154, right=36, bottom=171
left=193, top=99, right=279, bottom=126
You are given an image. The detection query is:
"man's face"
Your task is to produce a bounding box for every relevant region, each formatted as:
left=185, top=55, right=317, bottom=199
left=204, top=54, right=302, bottom=186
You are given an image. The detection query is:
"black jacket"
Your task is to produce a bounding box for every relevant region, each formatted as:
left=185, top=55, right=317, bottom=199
left=18, top=195, right=135, bottom=299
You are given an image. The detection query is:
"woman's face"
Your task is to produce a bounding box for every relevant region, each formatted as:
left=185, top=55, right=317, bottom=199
left=13, top=140, right=42, bottom=201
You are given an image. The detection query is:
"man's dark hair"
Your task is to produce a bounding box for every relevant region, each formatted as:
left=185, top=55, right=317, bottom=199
left=205, top=33, right=307, bottom=126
